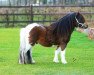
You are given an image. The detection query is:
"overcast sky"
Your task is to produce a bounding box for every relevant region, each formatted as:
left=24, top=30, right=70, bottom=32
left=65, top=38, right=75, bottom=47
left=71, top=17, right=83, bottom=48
left=0, top=0, right=7, bottom=1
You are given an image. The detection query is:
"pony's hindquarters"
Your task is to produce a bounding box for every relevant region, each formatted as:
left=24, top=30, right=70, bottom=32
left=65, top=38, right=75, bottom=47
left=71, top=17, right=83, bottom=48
left=19, top=28, right=33, bottom=64
left=19, top=23, right=41, bottom=64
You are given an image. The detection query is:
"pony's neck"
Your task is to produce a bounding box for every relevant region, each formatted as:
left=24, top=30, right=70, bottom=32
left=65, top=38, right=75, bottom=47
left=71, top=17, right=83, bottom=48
left=67, top=25, right=75, bottom=37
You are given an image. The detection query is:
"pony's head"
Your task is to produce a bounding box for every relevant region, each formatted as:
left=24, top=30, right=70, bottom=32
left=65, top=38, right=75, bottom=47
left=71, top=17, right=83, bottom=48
left=75, top=12, right=88, bottom=29
left=51, top=12, right=88, bottom=37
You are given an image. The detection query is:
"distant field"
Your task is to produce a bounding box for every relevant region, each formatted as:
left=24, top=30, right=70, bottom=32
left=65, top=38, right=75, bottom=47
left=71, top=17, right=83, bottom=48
left=0, top=28, right=94, bottom=75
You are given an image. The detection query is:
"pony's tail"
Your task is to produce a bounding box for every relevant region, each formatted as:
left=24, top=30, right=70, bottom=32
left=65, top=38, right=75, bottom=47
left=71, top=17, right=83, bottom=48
left=20, top=28, right=26, bottom=51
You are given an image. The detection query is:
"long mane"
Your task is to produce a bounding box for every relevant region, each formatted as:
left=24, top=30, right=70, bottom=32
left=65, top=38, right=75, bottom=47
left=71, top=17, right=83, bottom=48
left=51, top=12, right=76, bottom=37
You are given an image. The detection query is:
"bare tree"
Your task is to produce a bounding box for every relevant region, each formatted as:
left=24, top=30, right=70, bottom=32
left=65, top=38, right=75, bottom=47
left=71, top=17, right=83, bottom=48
left=9, top=0, right=11, bottom=6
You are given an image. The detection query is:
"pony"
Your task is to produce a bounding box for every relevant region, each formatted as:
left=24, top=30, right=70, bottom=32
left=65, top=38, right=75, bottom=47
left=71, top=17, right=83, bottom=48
left=19, top=12, right=88, bottom=64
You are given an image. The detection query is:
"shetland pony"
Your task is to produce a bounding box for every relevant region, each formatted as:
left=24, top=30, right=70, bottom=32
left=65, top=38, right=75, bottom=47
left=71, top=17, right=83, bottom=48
left=19, top=12, right=88, bottom=64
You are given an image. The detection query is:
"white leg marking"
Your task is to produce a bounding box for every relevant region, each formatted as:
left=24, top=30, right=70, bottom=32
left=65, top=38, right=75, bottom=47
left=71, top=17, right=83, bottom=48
left=53, top=47, right=61, bottom=63
left=30, top=50, right=35, bottom=63
left=32, top=58, right=35, bottom=63
left=61, top=48, right=67, bottom=64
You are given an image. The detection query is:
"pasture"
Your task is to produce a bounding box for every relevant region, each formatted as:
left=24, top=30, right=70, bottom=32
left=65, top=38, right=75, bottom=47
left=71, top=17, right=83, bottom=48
left=0, top=28, right=94, bottom=75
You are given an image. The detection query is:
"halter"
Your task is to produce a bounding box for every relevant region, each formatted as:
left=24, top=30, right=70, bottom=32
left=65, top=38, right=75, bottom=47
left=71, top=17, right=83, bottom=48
left=75, top=17, right=85, bottom=27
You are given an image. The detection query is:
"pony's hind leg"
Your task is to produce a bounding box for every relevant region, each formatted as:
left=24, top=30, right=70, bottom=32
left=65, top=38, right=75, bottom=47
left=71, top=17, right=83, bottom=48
left=24, top=33, right=35, bottom=64
left=19, top=46, right=35, bottom=64
left=24, top=48, right=33, bottom=64
left=25, top=42, right=35, bottom=64
left=53, top=47, right=61, bottom=63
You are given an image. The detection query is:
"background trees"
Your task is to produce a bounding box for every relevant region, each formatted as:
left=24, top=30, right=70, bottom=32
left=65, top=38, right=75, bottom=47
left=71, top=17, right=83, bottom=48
left=0, top=0, right=93, bottom=6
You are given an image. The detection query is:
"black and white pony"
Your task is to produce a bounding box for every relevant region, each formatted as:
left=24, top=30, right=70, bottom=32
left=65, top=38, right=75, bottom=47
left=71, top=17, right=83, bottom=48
left=19, top=12, right=88, bottom=64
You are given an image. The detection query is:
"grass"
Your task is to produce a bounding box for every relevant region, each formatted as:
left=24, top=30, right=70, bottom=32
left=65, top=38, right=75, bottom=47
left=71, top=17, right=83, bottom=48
left=0, top=28, right=94, bottom=75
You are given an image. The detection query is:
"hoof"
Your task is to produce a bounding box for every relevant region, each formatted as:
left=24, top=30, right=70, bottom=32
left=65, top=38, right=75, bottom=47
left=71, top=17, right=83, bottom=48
left=32, top=59, right=35, bottom=64
left=61, top=61, right=67, bottom=64
left=53, top=59, right=59, bottom=63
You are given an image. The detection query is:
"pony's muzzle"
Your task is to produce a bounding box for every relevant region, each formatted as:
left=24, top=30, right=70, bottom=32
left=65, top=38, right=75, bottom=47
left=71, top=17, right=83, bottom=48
left=82, top=24, right=88, bottom=29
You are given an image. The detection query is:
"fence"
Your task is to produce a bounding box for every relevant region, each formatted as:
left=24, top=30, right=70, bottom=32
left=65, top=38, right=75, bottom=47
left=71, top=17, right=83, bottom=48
left=0, top=5, right=94, bottom=27
left=0, top=6, right=33, bottom=27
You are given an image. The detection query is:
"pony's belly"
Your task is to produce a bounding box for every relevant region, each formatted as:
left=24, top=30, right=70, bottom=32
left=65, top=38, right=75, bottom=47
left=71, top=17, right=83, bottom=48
left=38, top=38, right=52, bottom=47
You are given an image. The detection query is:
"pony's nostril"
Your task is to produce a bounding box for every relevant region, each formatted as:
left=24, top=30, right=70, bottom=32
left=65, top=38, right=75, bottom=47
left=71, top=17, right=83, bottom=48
left=85, top=25, right=88, bottom=28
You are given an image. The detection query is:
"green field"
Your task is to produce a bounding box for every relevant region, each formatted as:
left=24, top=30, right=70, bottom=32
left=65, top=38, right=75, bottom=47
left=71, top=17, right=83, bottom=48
left=0, top=28, right=94, bottom=75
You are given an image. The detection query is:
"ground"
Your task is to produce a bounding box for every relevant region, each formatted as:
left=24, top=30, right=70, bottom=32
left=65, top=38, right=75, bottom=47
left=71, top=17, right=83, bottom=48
left=0, top=28, right=94, bottom=75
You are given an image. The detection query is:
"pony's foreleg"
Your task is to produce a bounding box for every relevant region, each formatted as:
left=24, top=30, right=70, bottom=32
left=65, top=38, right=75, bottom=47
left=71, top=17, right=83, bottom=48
left=60, top=48, right=67, bottom=64
left=53, top=47, right=61, bottom=63
left=60, top=43, right=67, bottom=64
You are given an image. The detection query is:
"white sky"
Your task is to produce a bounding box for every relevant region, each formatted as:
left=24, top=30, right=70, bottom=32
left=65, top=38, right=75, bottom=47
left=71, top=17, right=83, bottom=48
left=0, top=0, right=7, bottom=1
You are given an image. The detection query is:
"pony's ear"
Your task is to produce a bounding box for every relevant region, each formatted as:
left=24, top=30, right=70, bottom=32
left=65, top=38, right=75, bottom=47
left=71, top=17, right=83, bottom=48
left=76, top=12, right=80, bottom=17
